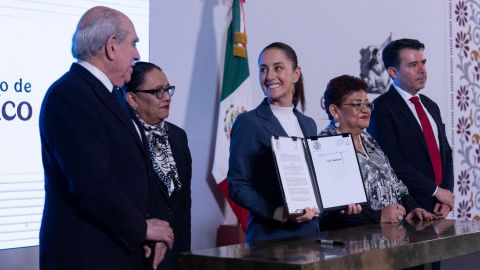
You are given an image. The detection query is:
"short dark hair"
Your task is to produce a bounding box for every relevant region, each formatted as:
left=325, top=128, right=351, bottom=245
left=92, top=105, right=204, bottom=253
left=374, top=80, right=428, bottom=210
left=382, top=38, right=425, bottom=69
left=259, top=42, right=306, bottom=112
left=126, top=61, right=163, bottom=92
left=323, top=75, right=367, bottom=120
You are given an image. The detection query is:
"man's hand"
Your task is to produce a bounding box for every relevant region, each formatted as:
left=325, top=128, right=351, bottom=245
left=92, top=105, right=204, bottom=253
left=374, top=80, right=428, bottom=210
left=143, top=242, right=168, bottom=270
left=434, top=187, right=454, bottom=209
left=433, top=203, right=451, bottom=219
left=405, top=208, right=434, bottom=221
left=145, top=219, right=174, bottom=249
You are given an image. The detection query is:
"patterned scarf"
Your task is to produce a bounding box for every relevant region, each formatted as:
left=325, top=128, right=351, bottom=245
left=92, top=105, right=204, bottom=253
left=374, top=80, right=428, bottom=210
left=137, top=117, right=181, bottom=196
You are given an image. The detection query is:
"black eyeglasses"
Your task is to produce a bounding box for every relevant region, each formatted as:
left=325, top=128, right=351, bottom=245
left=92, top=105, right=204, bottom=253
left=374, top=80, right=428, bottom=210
left=131, top=85, right=175, bottom=99
left=343, top=101, right=374, bottom=111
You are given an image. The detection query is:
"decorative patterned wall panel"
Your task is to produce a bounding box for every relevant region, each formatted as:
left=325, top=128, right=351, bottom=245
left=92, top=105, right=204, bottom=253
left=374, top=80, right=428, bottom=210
left=451, top=0, right=480, bottom=220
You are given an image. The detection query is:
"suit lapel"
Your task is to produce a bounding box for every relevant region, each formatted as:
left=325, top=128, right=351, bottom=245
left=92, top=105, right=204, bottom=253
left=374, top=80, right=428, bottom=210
left=255, top=98, right=314, bottom=138
left=255, top=99, right=289, bottom=137
left=166, top=123, right=185, bottom=202
left=387, top=86, right=430, bottom=155
left=294, top=109, right=315, bottom=137
left=420, top=95, right=448, bottom=163
left=96, top=88, right=144, bottom=149
left=71, top=64, right=145, bottom=153
left=420, top=95, right=442, bottom=132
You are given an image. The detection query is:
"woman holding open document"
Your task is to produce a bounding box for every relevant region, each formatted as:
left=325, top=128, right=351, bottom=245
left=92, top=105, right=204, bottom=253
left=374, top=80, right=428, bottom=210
left=228, top=42, right=360, bottom=243
left=319, top=75, right=433, bottom=230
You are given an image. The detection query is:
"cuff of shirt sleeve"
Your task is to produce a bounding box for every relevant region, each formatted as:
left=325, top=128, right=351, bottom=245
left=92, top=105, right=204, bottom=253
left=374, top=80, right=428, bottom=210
left=432, top=186, right=438, bottom=197
left=273, top=206, right=287, bottom=222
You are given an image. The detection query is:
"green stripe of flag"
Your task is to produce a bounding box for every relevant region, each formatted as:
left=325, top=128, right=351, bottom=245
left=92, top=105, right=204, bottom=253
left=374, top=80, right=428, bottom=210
left=220, top=0, right=249, bottom=101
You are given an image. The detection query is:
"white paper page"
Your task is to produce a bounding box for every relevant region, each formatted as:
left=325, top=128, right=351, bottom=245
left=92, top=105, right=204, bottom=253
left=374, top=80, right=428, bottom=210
left=307, top=135, right=367, bottom=209
left=271, top=136, right=319, bottom=213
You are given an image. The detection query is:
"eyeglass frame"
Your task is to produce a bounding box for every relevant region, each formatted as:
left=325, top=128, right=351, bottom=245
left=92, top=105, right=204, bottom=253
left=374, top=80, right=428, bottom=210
left=130, top=85, right=175, bottom=99
left=342, top=101, right=374, bottom=111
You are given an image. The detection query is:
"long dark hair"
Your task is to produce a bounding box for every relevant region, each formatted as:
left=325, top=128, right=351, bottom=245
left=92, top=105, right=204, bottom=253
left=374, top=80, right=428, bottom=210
left=259, top=42, right=306, bottom=112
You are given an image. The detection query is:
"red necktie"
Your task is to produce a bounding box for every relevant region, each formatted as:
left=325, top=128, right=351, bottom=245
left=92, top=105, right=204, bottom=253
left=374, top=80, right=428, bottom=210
left=410, top=96, right=442, bottom=185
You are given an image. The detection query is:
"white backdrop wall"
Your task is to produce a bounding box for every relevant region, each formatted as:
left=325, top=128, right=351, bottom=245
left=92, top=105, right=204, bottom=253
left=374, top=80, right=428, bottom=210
left=151, top=0, right=453, bottom=250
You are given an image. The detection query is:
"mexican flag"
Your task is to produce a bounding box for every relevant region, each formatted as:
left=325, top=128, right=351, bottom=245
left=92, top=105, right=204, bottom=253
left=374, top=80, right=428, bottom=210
left=212, top=0, right=252, bottom=232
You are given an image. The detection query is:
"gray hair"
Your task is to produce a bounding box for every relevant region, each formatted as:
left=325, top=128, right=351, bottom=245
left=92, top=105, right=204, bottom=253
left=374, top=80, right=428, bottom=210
left=71, top=7, right=128, bottom=60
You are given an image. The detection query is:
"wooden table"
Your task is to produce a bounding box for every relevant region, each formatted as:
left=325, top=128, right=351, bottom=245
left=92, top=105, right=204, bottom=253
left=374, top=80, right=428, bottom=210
left=180, top=219, right=480, bottom=269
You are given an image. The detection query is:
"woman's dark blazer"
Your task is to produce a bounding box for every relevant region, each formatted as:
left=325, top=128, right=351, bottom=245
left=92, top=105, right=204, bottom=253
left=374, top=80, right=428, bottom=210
left=133, top=115, right=192, bottom=270
left=228, top=98, right=319, bottom=243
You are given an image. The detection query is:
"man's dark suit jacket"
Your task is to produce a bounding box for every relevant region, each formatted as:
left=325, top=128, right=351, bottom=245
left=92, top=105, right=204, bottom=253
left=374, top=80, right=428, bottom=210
left=368, top=86, right=453, bottom=212
left=138, top=120, right=192, bottom=270
left=39, top=63, right=150, bottom=270
left=228, top=98, right=319, bottom=243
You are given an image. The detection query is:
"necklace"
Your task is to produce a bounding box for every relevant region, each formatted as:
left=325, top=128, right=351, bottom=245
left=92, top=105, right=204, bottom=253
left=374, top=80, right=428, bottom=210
left=354, top=135, right=369, bottom=159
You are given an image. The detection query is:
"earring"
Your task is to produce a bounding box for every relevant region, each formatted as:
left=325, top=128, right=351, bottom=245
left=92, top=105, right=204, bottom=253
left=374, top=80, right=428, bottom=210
left=334, top=118, right=340, bottom=128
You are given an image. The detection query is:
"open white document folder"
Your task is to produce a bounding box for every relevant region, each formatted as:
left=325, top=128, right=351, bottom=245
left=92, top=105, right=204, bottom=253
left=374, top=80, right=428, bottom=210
left=271, top=134, right=367, bottom=214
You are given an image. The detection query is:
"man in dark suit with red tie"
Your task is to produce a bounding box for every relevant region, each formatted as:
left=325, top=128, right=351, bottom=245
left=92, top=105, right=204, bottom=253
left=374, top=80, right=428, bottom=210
left=368, top=39, right=454, bottom=218
left=39, top=6, right=173, bottom=270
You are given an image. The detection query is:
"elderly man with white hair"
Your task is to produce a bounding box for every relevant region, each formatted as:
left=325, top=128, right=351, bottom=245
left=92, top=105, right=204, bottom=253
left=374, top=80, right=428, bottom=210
left=39, top=6, right=173, bottom=270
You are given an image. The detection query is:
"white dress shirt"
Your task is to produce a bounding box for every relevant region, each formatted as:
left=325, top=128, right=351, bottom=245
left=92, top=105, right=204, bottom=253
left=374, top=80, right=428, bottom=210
left=392, top=83, right=440, bottom=195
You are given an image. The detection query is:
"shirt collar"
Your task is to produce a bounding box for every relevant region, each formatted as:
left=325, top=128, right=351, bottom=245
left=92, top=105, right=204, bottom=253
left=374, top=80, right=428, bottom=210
left=269, top=103, right=294, bottom=115
left=77, top=60, right=114, bottom=93
left=392, top=82, right=419, bottom=103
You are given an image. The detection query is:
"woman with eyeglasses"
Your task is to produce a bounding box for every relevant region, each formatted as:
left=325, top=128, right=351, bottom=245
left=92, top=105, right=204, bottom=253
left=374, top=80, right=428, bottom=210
left=319, top=75, right=433, bottom=230
left=125, top=61, right=191, bottom=270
